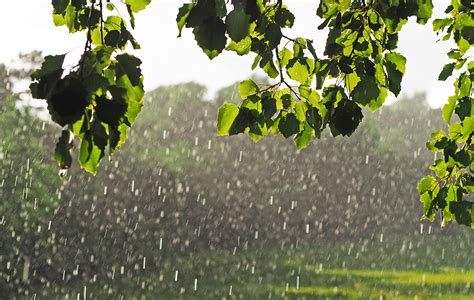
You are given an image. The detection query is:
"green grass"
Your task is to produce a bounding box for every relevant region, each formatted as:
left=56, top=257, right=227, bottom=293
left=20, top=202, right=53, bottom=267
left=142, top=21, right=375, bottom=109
left=34, top=238, right=474, bottom=299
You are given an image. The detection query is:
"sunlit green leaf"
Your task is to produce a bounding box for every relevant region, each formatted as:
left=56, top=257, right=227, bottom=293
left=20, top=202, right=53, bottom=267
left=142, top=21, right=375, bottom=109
left=176, top=3, right=194, bottom=37
left=384, top=52, right=406, bottom=96
left=217, top=103, right=240, bottom=136
left=125, top=0, right=151, bottom=12
left=239, top=80, right=259, bottom=99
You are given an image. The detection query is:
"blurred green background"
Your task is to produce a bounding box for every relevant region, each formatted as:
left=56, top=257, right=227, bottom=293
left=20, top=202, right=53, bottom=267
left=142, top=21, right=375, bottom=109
left=0, top=53, right=473, bottom=299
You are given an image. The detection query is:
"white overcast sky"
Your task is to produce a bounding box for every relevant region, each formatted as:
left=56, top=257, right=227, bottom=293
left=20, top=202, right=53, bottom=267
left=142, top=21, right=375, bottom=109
left=1, top=0, right=453, bottom=107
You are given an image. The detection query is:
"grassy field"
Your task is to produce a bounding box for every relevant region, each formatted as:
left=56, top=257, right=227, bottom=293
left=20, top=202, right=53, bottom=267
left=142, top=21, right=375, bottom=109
left=36, top=237, right=474, bottom=299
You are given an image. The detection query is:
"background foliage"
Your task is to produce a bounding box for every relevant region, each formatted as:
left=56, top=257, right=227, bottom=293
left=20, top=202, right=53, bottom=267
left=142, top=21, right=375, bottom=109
left=1, top=61, right=473, bottom=295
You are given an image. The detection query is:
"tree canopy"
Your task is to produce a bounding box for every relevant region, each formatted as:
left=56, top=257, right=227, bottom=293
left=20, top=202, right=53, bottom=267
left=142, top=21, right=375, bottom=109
left=29, top=0, right=473, bottom=228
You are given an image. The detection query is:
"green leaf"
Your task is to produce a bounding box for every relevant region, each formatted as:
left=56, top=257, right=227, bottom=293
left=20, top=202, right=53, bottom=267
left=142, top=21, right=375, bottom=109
left=462, top=116, right=474, bottom=138
left=215, top=0, right=227, bottom=17
left=433, top=18, right=450, bottom=31
left=331, top=99, right=363, bottom=136
left=450, top=201, right=473, bottom=227
left=115, top=54, right=142, bottom=86
left=428, top=166, right=446, bottom=191
left=278, top=113, right=301, bottom=138
left=415, top=0, right=433, bottom=24
left=229, top=107, right=253, bottom=135
left=455, top=97, right=474, bottom=121
left=217, top=103, right=240, bottom=136
left=454, top=150, right=470, bottom=167
left=261, top=95, right=277, bottom=118
left=350, top=79, right=387, bottom=111
left=317, top=0, right=350, bottom=19
left=226, top=37, right=251, bottom=55
left=55, top=130, right=73, bottom=170
left=125, top=0, right=151, bottom=12
left=417, top=175, right=437, bottom=194
left=47, top=76, right=88, bottom=127
left=426, top=130, right=448, bottom=152
left=275, top=7, right=295, bottom=28
left=239, top=80, right=259, bottom=99
left=53, top=13, right=66, bottom=26
left=420, top=192, right=435, bottom=221
left=442, top=95, right=457, bottom=123
left=458, top=73, right=472, bottom=98
left=32, top=54, right=65, bottom=80
left=384, top=52, right=406, bottom=96
left=294, top=102, right=306, bottom=122
left=287, top=60, right=310, bottom=84
left=176, top=3, right=194, bottom=37
left=278, top=48, right=292, bottom=68
left=96, top=96, right=127, bottom=126
left=265, top=23, right=283, bottom=49
left=126, top=4, right=136, bottom=29
left=298, top=85, right=320, bottom=107
left=226, top=8, right=250, bottom=42
left=193, top=17, right=227, bottom=59
left=185, top=0, right=215, bottom=27
left=30, top=54, right=65, bottom=99
left=260, top=54, right=279, bottom=78
left=294, top=122, right=313, bottom=150
left=448, top=122, right=464, bottom=140
left=438, top=63, right=455, bottom=81
left=78, top=132, right=105, bottom=175
left=52, top=0, right=70, bottom=14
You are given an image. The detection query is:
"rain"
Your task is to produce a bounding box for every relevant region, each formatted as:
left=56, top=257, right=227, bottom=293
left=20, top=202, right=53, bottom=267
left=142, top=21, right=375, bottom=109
left=1, top=52, right=473, bottom=299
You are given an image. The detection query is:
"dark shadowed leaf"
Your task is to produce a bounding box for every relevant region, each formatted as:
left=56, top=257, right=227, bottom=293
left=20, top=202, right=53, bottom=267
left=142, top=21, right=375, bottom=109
left=193, top=17, right=227, bottom=59
left=226, top=8, right=250, bottom=42
left=331, top=99, right=363, bottom=136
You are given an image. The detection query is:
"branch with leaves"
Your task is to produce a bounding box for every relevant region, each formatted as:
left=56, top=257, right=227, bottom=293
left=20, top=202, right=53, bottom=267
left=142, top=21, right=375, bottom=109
left=30, top=0, right=150, bottom=174
left=418, top=1, right=473, bottom=228
left=31, top=0, right=473, bottom=227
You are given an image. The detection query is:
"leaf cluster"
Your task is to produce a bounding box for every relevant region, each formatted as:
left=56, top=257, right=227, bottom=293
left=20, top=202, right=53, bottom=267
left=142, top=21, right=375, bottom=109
left=418, top=0, right=473, bottom=228
left=31, top=0, right=150, bottom=174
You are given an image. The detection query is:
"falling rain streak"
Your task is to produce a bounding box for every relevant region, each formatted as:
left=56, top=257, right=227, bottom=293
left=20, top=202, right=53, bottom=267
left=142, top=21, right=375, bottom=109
left=1, top=80, right=472, bottom=298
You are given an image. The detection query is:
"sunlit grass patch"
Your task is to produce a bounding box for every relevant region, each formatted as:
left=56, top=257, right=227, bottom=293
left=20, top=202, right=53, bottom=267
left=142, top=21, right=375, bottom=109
left=275, top=285, right=361, bottom=297
left=309, top=268, right=474, bottom=285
